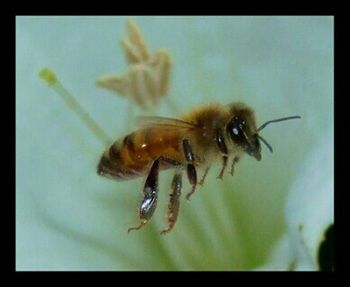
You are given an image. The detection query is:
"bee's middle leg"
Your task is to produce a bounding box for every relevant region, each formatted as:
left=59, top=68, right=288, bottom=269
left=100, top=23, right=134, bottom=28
left=182, top=139, right=197, bottom=200
left=216, top=129, right=228, bottom=180
left=128, top=158, right=160, bottom=233
left=217, top=156, right=228, bottom=180
left=199, top=166, right=210, bottom=186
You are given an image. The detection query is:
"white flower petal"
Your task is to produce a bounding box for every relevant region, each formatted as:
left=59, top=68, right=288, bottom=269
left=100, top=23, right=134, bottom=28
left=285, top=129, right=334, bottom=270
left=256, top=130, right=334, bottom=271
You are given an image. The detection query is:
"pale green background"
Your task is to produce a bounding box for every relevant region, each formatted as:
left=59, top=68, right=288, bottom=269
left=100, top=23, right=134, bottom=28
left=16, top=16, right=333, bottom=270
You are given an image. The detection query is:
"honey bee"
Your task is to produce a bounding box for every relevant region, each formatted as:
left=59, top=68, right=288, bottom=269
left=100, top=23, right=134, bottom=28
left=97, top=102, right=300, bottom=234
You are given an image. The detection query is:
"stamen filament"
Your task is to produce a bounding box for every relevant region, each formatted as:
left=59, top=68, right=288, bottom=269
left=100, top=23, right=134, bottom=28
left=39, top=68, right=112, bottom=146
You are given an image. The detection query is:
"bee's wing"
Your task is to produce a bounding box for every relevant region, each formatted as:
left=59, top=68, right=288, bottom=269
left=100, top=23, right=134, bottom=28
left=136, top=116, right=196, bottom=130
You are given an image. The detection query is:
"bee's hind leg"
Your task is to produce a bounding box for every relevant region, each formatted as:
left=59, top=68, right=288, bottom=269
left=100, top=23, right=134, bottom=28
left=128, top=158, right=160, bottom=233
left=161, top=171, right=183, bottom=235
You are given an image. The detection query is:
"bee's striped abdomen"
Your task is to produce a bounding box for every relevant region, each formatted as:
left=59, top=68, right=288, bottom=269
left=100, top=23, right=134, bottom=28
left=97, top=131, right=151, bottom=180
left=97, top=127, right=184, bottom=181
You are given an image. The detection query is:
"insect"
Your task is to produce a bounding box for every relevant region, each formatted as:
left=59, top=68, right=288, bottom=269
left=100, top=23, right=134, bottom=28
left=97, top=102, right=300, bottom=234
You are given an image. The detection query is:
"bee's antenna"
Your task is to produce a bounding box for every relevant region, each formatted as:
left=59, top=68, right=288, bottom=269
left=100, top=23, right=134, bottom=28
left=256, top=115, right=301, bottom=153
left=257, top=135, right=273, bottom=153
left=257, top=116, right=301, bottom=133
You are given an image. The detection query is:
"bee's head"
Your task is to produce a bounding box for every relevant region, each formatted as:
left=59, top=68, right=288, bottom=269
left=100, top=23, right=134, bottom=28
left=227, top=102, right=301, bottom=161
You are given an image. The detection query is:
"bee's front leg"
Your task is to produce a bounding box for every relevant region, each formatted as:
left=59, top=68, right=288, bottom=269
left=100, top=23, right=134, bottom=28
left=128, top=158, right=160, bottom=233
left=230, top=156, right=240, bottom=176
left=182, top=139, right=198, bottom=200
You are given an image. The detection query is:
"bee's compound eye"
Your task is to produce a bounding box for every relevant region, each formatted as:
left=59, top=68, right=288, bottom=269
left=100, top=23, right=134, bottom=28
left=227, top=118, right=245, bottom=144
left=232, top=127, right=239, bottom=136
